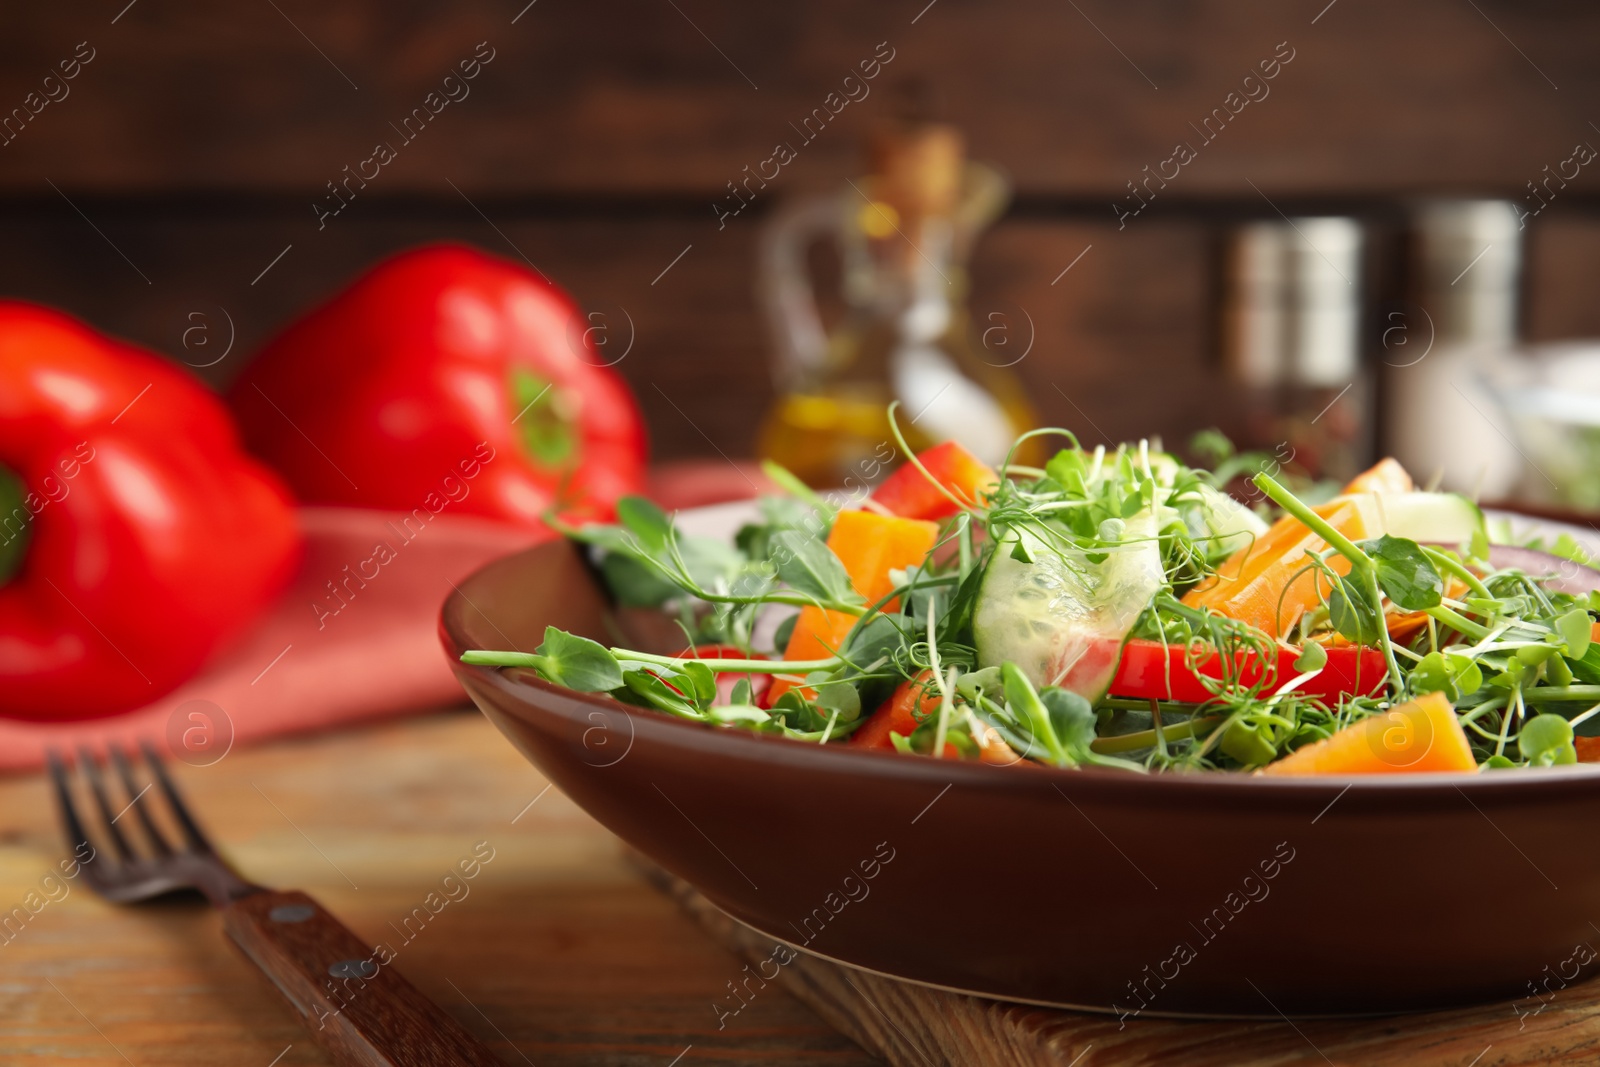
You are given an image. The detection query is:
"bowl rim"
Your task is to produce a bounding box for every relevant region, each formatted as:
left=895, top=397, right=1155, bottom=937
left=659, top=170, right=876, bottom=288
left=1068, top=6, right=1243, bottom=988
left=440, top=539, right=1600, bottom=799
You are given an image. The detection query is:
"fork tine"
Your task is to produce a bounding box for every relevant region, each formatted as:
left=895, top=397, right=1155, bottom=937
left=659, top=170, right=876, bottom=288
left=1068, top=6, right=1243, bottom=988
left=139, top=740, right=217, bottom=854
left=46, top=749, right=99, bottom=866
left=108, top=745, right=172, bottom=856
left=75, top=745, right=133, bottom=862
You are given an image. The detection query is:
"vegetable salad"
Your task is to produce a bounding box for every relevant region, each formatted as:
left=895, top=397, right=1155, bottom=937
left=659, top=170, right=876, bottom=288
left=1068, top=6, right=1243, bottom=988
left=462, top=413, right=1600, bottom=774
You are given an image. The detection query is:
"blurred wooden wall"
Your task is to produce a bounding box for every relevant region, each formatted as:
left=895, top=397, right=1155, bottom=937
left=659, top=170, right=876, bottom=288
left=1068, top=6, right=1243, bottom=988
left=1, top=0, right=1598, bottom=459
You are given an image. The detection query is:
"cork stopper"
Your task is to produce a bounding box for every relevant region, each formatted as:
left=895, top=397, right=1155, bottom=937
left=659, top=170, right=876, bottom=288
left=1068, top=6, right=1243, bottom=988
left=868, top=122, right=964, bottom=224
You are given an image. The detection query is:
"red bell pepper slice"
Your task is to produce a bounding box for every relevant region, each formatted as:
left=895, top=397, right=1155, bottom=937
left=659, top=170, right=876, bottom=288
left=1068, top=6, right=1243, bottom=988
left=0, top=303, right=301, bottom=721
left=852, top=670, right=967, bottom=756
left=853, top=670, right=1019, bottom=761
left=871, top=441, right=998, bottom=521
left=228, top=243, right=648, bottom=532
left=853, top=671, right=938, bottom=750
left=1107, top=638, right=1386, bottom=704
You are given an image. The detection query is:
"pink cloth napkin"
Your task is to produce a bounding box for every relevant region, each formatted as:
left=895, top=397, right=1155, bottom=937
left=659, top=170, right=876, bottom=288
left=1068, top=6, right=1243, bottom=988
left=0, top=459, right=766, bottom=772
left=0, top=507, right=538, bottom=771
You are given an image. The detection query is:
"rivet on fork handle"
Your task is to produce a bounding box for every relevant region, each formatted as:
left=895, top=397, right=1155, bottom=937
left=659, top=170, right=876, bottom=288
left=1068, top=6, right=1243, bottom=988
left=224, top=891, right=505, bottom=1066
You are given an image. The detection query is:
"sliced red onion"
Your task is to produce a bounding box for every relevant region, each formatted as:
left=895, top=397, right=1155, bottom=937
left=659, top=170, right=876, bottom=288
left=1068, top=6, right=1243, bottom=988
left=1484, top=544, right=1600, bottom=595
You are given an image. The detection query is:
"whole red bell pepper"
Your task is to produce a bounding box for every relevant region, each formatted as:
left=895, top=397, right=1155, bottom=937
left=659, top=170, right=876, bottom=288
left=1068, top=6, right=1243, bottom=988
left=227, top=244, right=648, bottom=530
left=0, top=303, right=301, bottom=721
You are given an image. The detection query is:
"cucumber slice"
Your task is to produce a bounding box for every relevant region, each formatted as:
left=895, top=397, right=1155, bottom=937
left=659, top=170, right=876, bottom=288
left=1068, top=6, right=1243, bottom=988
left=974, top=509, right=1165, bottom=699
left=1188, top=482, right=1269, bottom=562
left=1368, top=491, right=1484, bottom=547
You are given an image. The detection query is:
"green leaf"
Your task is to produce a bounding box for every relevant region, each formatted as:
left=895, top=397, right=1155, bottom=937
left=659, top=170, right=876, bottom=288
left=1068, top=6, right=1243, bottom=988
left=620, top=668, right=701, bottom=718
left=1518, top=713, right=1577, bottom=767
left=678, top=660, right=718, bottom=706
left=1359, top=535, right=1442, bottom=611
left=772, top=613, right=798, bottom=653
left=937, top=563, right=988, bottom=646
left=678, top=534, right=745, bottom=590
left=564, top=521, right=637, bottom=556
left=1447, top=653, right=1484, bottom=697
left=599, top=553, right=679, bottom=607
left=615, top=496, right=672, bottom=553
left=1002, top=663, right=1063, bottom=764
left=729, top=677, right=752, bottom=705
left=1189, top=428, right=1236, bottom=469
left=1045, top=449, right=1089, bottom=494
left=1039, top=687, right=1097, bottom=754
left=770, top=531, right=860, bottom=604
left=534, top=627, right=623, bottom=692
left=844, top=613, right=916, bottom=665
left=814, top=681, right=862, bottom=723
left=1329, top=576, right=1383, bottom=645
left=1040, top=685, right=1146, bottom=772
left=1410, top=651, right=1483, bottom=701
left=1221, top=719, right=1278, bottom=766
left=1293, top=642, right=1328, bottom=673
left=1098, top=517, right=1127, bottom=543
left=955, top=666, right=1003, bottom=702
left=759, top=459, right=836, bottom=518
left=1517, top=644, right=1558, bottom=667
left=769, top=688, right=811, bottom=725
left=709, top=704, right=770, bottom=725
left=1469, top=525, right=1491, bottom=564
left=1557, top=608, right=1593, bottom=659
left=1551, top=532, right=1590, bottom=566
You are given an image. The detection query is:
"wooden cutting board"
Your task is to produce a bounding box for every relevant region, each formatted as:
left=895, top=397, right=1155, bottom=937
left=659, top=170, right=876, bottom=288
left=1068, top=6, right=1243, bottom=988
left=641, top=858, right=1600, bottom=1067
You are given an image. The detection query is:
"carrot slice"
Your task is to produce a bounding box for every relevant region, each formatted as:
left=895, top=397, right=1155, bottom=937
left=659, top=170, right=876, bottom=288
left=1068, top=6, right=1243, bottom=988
left=1343, top=457, right=1414, bottom=494
left=769, top=510, right=939, bottom=701
left=1260, top=691, right=1476, bottom=775
left=1182, top=496, right=1378, bottom=637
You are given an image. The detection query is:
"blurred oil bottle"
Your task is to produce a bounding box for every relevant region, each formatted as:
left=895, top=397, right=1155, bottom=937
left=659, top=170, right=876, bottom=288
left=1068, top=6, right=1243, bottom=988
left=756, top=119, right=1039, bottom=487
left=1219, top=216, right=1370, bottom=481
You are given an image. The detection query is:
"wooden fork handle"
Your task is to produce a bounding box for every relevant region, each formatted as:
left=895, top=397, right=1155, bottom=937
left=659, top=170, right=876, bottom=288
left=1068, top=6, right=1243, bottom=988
left=223, top=889, right=503, bottom=1066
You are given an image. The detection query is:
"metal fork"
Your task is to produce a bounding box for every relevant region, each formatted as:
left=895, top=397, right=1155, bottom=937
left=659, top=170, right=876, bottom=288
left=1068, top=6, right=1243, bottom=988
left=49, top=743, right=502, bottom=1067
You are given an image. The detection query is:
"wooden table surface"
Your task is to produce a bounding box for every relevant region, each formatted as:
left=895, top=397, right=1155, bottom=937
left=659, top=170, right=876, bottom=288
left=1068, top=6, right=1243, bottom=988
left=0, top=708, right=873, bottom=1067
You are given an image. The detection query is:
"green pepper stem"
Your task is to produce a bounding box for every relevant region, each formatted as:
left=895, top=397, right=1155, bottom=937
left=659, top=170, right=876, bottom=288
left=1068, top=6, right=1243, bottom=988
left=0, top=464, right=28, bottom=585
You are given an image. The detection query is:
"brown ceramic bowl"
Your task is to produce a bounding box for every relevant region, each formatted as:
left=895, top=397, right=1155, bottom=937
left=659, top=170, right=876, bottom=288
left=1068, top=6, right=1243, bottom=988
left=442, top=536, right=1600, bottom=1018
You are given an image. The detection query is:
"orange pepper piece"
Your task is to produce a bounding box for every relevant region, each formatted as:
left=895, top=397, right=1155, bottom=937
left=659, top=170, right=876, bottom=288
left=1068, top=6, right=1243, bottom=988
left=1342, top=457, right=1415, bottom=494
left=1183, top=497, right=1377, bottom=638
left=1260, top=691, right=1476, bottom=775
left=769, top=510, right=939, bottom=701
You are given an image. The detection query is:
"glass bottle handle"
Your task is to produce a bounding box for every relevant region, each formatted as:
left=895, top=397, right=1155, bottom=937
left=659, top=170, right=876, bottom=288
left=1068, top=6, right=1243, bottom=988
left=759, top=194, right=843, bottom=391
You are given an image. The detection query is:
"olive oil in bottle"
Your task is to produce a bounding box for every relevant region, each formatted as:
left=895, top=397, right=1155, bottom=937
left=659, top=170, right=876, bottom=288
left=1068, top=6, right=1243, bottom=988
left=757, top=121, right=1038, bottom=487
